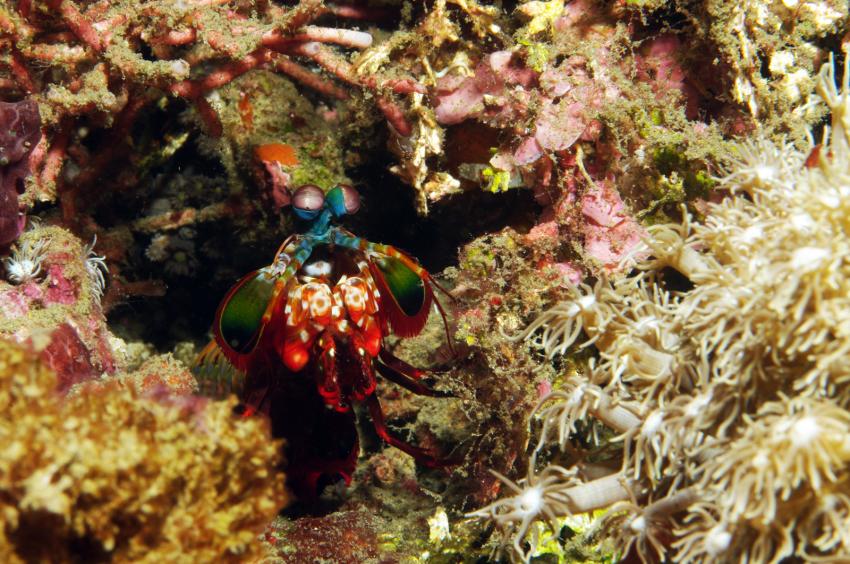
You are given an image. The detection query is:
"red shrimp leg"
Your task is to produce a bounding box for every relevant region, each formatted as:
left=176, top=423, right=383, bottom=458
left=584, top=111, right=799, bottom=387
left=365, top=394, right=449, bottom=468
left=348, top=334, right=377, bottom=401
left=375, top=360, right=451, bottom=398
left=379, top=348, right=426, bottom=379
left=316, top=334, right=345, bottom=411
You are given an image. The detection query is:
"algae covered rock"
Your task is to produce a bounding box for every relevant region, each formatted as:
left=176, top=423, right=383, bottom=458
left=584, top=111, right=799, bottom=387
left=0, top=226, right=116, bottom=390
left=0, top=340, right=288, bottom=563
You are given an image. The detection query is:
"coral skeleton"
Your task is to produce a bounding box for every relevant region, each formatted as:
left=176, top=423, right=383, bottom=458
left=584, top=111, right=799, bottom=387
left=470, top=53, right=850, bottom=562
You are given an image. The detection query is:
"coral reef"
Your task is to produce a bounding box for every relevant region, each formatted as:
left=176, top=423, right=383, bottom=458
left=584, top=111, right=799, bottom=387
left=694, top=0, right=846, bottom=126
left=1, top=0, right=849, bottom=560
left=0, top=0, right=405, bottom=196
left=0, top=338, right=288, bottom=563
left=469, top=54, right=850, bottom=562
left=1, top=0, right=385, bottom=315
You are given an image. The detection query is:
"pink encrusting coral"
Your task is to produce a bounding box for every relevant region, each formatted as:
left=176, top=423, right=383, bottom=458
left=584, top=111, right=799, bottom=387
left=436, top=50, right=613, bottom=172
left=41, top=322, right=105, bottom=393
left=434, top=51, right=537, bottom=126
left=635, top=35, right=701, bottom=120
left=428, top=2, right=716, bottom=279
left=579, top=179, right=646, bottom=269
left=513, top=168, right=645, bottom=273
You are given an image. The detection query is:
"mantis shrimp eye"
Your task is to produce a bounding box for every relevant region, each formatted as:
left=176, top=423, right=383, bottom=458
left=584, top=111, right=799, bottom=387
left=338, top=184, right=360, bottom=215
left=326, top=183, right=361, bottom=217
left=292, top=184, right=325, bottom=220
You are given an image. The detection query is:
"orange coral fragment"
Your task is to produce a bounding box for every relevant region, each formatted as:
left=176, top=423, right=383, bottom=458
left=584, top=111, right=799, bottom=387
left=255, top=143, right=299, bottom=166
left=238, top=92, right=254, bottom=129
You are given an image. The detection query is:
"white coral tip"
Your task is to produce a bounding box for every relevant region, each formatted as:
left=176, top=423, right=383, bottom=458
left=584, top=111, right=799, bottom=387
left=790, top=416, right=821, bottom=448
left=705, top=525, right=732, bottom=556
left=518, top=486, right=544, bottom=516
left=791, top=247, right=829, bottom=270
left=641, top=411, right=664, bottom=438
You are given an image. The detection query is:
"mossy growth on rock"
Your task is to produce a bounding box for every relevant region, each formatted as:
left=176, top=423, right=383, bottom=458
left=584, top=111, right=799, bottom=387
left=0, top=340, right=288, bottom=563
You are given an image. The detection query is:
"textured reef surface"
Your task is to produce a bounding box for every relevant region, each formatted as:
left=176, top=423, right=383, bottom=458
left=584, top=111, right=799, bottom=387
left=1, top=0, right=849, bottom=562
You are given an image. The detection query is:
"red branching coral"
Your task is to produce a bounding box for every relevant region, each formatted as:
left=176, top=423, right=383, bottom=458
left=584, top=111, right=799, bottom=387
left=0, top=0, right=415, bottom=226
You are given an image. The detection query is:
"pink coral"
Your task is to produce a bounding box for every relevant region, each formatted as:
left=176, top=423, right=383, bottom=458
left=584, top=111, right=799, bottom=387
left=580, top=179, right=645, bottom=269
left=0, top=289, right=28, bottom=318
left=534, top=99, right=587, bottom=152
left=43, top=262, right=77, bottom=305
left=636, top=34, right=700, bottom=119
left=41, top=323, right=98, bottom=392
left=552, top=262, right=583, bottom=285
left=525, top=221, right=560, bottom=246
left=435, top=51, right=536, bottom=125
left=554, top=0, right=599, bottom=31
left=537, top=379, right=553, bottom=399
left=478, top=51, right=616, bottom=187
left=513, top=137, right=545, bottom=166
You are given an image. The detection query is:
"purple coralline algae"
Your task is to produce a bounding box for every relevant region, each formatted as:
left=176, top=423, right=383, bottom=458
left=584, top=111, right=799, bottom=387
left=0, top=100, right=40, bottom=247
